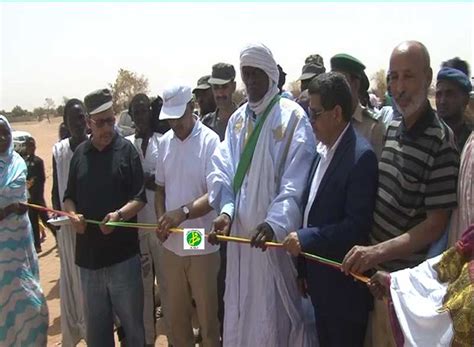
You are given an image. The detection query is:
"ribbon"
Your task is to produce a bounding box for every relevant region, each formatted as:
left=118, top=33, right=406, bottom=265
left=24, top=202, right=369, bottom=283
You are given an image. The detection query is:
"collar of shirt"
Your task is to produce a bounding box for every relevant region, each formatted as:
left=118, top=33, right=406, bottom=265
left=396, top=101, right=434, bottom=141
left=83, top=132, right=123, bottom=154
left=316, top=122, right=350, bottom=160
left=352, top=103, right=363, bottom=123
left=170, top=115, right=202, bottom=142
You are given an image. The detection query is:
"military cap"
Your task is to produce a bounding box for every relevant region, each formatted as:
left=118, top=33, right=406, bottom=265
left=330, top=53, right=366, bottom=78
left=208, top=63, right=236, bottom=85
left=298, top=63, right=326, bottom=81
left=84, top=88, right=113, bottom=115
left=192, top=75, right=212, bottom=93
left=305, top=54, right=325, bottom=67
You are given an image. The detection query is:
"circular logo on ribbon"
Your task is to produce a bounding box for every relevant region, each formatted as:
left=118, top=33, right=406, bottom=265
left=186, top=230, right=203, bottom=247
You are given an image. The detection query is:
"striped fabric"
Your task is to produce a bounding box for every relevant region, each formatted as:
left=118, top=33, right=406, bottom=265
left=370, top=106, right=460, bottom=271
left=0, top=161, right=48, bottom=347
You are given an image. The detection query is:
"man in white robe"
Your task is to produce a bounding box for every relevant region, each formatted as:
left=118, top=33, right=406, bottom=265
left=125, top=94, right=163, bottom=346
left=51, top=99, right=88, bottom=346
left=207, top=43, right=318, bottom=347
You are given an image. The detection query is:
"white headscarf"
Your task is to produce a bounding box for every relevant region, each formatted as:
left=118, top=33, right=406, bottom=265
left=240, top=43, right=280, bottom=116
left=0, top=115, right=25, bottom=187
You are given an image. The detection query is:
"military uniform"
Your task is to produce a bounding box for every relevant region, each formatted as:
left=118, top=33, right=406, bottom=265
left=202, top=109, right=232, bottom=141
left=352, top=103, right=386, bottom=160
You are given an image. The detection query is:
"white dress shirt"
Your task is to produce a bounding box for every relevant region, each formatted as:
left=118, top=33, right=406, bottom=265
left=303, top=123, right=350, bottom=227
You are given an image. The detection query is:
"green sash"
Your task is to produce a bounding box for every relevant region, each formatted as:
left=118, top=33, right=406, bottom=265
left=232, top=95, right=280, bottom=194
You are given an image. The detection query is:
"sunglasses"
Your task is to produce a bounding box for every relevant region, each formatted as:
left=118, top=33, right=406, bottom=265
left=308, top=108, right=326, bottom=121
left=89, top=117, right=115, bottom=128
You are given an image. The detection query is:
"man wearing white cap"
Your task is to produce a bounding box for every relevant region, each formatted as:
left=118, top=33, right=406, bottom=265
left=154, top=85, right=221, bottom=347
left=207, top=43, right=318, bottom=346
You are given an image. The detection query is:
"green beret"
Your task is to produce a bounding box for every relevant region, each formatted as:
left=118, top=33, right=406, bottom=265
left=330, top=53, right=366, bottom=77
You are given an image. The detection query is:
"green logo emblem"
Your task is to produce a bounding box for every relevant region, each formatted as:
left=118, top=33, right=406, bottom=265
left=183, top=228, right=205, bottom=250
left=186, top=229, right=203, bottom=248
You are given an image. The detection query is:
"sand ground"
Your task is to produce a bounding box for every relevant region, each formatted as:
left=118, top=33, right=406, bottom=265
left=12, top=117, right=168, bottom=346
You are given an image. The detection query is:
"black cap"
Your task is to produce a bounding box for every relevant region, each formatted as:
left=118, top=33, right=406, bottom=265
left=330, top=53, right=366, bottom=78
left=298, top=63, right=326, bottom=81
left=193, top=75, right=211, bottom=93
left=84, top=88, right=113, bottom=115
left=208, top=63, right=236, bottom=85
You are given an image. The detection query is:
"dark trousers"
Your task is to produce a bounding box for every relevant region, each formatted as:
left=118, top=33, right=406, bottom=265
left=315, top=314, right=367, bottom=347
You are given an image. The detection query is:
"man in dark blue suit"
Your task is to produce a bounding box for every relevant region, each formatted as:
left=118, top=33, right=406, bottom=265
left=283, top=72, right=379, bottom=347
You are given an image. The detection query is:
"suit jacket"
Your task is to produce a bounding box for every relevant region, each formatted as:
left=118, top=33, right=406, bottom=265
left=297, top=124, right=378, bottom=322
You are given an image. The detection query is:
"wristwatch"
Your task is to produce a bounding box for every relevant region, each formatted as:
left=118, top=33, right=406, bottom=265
left=181, top=205, right=190, bottom=220
left=115, top=209, right=125, bottom=222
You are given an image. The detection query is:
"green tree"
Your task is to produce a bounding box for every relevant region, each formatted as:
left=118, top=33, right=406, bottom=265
left=109, top=68, right=149, bottom=113
left=10, top=105, right=28, bottom=118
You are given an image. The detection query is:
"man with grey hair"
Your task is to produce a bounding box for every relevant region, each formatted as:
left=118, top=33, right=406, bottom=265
left=207, top=43, right=317, bottom=346
left=342, top=41, right=459, bottom=346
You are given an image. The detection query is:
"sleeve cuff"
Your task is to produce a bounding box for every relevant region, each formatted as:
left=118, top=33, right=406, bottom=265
left=220, top=203, right=234, bottom=220
left=297, top=227, right=318, bottom=252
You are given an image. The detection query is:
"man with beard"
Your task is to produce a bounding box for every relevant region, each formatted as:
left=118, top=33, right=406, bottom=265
left=207, top=43, right=317, bottom=347
left=64, top=88, right=146, bottom=347
left=436, top=60, right=472, bottom=151
left=193, top=75, right=217, bottom=118
left=342, top=41, right=460, bottom=346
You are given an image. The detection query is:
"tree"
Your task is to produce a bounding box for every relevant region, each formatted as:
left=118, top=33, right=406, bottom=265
left=288, top=80, right=301, bottom=99
left=371, top=69, right=387, bottom=99
left=10, top=105, right=28, bottom=118
left=232, top=88, right=247, bottom=106
left=109, top=68, right=149, bottom=113
left=56, top=105, right=65, bottom=118
left=32, top=107, right=47, bottom=120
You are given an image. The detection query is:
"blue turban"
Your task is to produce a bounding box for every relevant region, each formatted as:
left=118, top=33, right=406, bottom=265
left=437, top=67, right=472, bottom=94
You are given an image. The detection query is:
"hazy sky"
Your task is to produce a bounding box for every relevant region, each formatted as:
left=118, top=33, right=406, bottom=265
left=1, top=2, right=473, bottom=111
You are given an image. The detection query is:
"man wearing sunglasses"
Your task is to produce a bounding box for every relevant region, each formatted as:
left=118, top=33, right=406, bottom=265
left=283, top=72, right=378, bottom=347
left=64, top=88, right=147, bottom=347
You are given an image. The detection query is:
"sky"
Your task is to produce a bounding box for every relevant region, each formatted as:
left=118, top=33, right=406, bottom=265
left=1, top=2, right=473, bottom=111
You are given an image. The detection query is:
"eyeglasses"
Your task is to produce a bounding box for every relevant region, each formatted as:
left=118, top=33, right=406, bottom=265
left=308, top=108, right=326, bottom=121
left=89, top=117, right=115, bottom=128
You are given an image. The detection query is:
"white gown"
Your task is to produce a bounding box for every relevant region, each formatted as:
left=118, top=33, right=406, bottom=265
left=208, top=98, right=318, bottom=347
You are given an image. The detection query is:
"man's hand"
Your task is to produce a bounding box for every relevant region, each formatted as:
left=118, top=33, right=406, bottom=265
left=156, top=208, right=186, bottom=242
left=208, top=213, right=231, bottom=245
left=250, top=222, right=274, bottom=251
left=368, top=271, right=391, bottom=300
left=69, top=212, right=86, bottom=234
left=100, top=211, right=120, bottom=235
left=283, top=232, right=302, bottom=257
left=342, top=244, right=382, bottom=275
left=6, top=203, right=28, bottom=216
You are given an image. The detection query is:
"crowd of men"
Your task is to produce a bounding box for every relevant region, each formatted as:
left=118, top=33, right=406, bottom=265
left=24, top=40, right=474, bottom=347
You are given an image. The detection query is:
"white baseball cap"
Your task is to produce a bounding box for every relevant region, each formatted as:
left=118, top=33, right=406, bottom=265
left=160, top=85, right=193, bottom=120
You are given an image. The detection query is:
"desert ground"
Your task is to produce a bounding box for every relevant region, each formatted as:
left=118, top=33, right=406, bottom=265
left=11, top=117, right=168, bottom=346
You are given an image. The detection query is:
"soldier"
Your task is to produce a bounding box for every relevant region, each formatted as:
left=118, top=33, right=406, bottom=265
left=296, top=62, right=326, bottom=112
left=193, top=75, right=216, bottom=117
left=202, top=63, right=237, bottom=141
left=331, top=53, right=386, bottom=159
